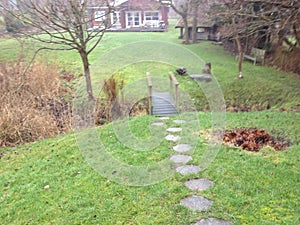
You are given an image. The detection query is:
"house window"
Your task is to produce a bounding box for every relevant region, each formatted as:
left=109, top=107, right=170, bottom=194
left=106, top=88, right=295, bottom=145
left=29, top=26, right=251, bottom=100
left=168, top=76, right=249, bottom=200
left=144, top=11, right=160, bottom=21
left=144, top=11, right=160, bottom=27
left=94, top=11, right=106, bottom=22
left=197, top=28, right=205, bottom=33
left=111, top=12, right=120, bottom=25
left=145, top=11, right=159, bottom=20
left=126, top=11, right=141, bottom=27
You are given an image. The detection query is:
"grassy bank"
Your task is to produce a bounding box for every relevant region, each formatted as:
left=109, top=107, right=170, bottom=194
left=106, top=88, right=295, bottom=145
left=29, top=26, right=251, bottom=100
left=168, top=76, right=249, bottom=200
left=0, top=21, right=299, bottom=225
left=0, top=111, right=299, bottom=224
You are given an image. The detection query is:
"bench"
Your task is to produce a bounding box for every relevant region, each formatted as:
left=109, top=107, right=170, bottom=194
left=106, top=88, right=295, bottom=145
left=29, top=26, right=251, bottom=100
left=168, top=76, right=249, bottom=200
left=241, top=47, right=266, bottom=65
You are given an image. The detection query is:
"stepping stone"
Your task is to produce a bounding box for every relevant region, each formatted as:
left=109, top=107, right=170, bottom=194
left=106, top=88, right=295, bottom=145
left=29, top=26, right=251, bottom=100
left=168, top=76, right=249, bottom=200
left=173, top=119, right=186, bottom=124
left=190, top=74, right=212, bottom=82
left=194, top=218, right=232, bottom=225
left=185, top=179, right=213, bottom=191
left=151, top=122, right=164, bottom=126
left=173, top=144, right=192, bottom=152
left=165, top=134, right=181, bottom=142
left=180, top=195, right=212, bottom=211
left=159, top=116, right=170, bottom=120
left=170, top=154, right=192, bottom=164
left=167, top=127, right=182, bottom=132
left=176, top=165, right=201, bottom=175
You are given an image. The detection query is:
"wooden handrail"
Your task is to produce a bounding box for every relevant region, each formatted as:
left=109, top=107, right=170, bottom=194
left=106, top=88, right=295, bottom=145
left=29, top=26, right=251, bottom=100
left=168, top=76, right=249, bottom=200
left=146, top=72, right=152, bottom=114
left=168, top=71, right=179, bottom=109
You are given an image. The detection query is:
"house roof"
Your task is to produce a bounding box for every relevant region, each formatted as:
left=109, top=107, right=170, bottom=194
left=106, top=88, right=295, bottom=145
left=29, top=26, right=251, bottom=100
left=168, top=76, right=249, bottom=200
left=117, top=0, right=161, bottom=11
left=175, top=18, right=216, bottom=28
left=114, top=0, right=128, bottom=7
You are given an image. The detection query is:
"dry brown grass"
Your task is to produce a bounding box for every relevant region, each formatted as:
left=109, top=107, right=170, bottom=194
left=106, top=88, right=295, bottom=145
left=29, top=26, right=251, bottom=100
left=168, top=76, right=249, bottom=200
left=0, top=60, right=72, bottom=147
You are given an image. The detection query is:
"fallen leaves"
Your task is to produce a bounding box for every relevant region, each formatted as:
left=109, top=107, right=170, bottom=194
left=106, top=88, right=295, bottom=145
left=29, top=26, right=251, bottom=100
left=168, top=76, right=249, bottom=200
left=223, top=128, right=290, bottom=151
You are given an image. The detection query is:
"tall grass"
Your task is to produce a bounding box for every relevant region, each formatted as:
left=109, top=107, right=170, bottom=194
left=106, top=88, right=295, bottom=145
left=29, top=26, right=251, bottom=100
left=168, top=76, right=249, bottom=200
left=0, top=60, right=72, bottom=147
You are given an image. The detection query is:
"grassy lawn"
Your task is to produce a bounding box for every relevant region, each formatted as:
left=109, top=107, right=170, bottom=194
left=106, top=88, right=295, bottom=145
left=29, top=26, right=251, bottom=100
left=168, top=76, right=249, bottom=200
left=0, top=21, right=299, bottom=225
left=1, top=112, right=299, bottom=224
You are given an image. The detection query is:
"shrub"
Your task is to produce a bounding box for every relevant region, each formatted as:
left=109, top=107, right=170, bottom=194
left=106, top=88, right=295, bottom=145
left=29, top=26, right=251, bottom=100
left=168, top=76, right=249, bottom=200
left=94, top=78, right=149, bottom=125
left=94, top=77, right=123, bottom=124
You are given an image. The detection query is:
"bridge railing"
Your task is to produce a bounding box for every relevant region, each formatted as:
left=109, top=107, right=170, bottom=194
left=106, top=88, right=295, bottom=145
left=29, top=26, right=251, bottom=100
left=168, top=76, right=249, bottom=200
left=146, top=71, right=179, bottom=115
left=146, top=72, right=153, bottom=114
left=168, top=71, right=179, bottom=109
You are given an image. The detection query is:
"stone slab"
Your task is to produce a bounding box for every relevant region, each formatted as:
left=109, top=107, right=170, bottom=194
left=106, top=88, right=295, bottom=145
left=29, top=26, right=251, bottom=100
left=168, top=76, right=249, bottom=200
left=194, top=218, right=232, bottom=225
left=173, top=144, right=192, bottom=152
left=165, top=134, right=181, bottom=142
left=185, top=179, right=213, bottom=191
left=176, top=165, right=201, bottom=175
left=180, top=195, right=212, bottom=211
left=190, top=74, right=212, bottom=82
left=158, top=116, right=170, bottom=120
left=151, top=122, right=165, bottom=126
left=173, top=119, right=186, bottom=124
left=167, top=127, right=182, bottom=132
left=170, top=154, right=192, bottom=164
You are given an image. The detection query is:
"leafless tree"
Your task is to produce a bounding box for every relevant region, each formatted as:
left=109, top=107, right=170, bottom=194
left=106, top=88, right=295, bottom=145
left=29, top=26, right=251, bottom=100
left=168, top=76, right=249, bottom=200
left=190, top=0, right=203, bottom=44
left=0, top=0, right=115, bottom=101
left=160, top=0, right=215, bottom=44
left=190, top=0, right=219, bottom=44
left=210, top=0, right=300, bottom=75
left=210, top=0, right=253, bottom=78
left=160, top=0, right=191, bottom=44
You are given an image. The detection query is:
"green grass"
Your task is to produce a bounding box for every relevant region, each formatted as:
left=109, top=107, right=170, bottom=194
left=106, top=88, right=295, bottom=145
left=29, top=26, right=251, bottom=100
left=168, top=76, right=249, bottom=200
left=0, top=20, right=300, bottom=224
left=0, top=20, right=298, bottom=111
left=1, top=112, right=299, bottom=224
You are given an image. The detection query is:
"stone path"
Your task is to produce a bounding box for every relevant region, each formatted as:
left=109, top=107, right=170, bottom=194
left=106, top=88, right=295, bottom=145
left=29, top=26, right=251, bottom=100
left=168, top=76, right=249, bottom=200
left=165, top=134, right=181, bottom=142
left=194, top=218, right=232, bottom=225
left=167, top=127, right=183, bottom=132
left=176, top=165, right=201, bottom=175
left=173, top=144, right=193, bottom=152
left=154, top=116, right=232, bottom=225
left=170, top=154, right=192, bottom=164
left=185, top=179, right=213, bottom=191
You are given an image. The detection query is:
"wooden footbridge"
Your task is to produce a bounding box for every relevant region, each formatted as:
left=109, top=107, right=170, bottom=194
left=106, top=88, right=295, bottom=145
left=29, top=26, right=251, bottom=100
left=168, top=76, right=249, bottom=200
left=146, top=72, right=179, bottom=116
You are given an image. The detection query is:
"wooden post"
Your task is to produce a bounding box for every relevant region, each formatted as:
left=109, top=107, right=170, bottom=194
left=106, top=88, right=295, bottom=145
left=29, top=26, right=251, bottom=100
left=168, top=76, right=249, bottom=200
left=146, top=72, right=152, bottom=114
left=175, top=82, right=179, bottom=109
left=168, top=72, right=179, bottom=110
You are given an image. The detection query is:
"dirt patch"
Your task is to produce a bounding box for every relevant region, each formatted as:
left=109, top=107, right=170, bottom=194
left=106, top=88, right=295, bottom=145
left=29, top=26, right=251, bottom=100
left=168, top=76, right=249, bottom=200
left=223, top=128, right=290, bottom=151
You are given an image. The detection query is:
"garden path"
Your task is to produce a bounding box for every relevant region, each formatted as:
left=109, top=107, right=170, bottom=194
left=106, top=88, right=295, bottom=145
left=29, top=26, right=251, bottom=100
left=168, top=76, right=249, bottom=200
left=152, top=116, right=232, bottom=225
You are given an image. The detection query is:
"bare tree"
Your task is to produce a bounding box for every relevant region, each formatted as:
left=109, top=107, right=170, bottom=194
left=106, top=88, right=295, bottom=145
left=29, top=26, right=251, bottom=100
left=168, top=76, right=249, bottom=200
left=161, top=0, right=214, bottom=44
left=210, top=0, right=300, bottom=75
left=191, top=0, right=201, bottom=44
left=0, top=0, right=114, bottom=101
left=210, top=0, right=252, bottom=78
left=190, top=0, right=218, bottom=44
left=160, top=0, right=191, bottom=44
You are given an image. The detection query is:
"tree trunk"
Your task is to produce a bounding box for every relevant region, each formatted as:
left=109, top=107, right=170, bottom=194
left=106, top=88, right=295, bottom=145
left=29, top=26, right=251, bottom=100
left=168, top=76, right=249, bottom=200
left=169, top=1, right=189, bottom=44
left=192, top=4, right=198, bottom=44
left=80, top=51, right=94, bottom=101
left=183, top=15, right=190, bottom=44
left=235, top=35, right=243, bottom=78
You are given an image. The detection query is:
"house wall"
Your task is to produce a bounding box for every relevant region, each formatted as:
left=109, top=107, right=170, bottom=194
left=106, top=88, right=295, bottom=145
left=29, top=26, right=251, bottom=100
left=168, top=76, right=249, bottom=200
left=161, top=5, right=169, bottom=25
left=117, top=0, right=169, bottom=29
left=120, top=11, right=126, bottom=28
left=89, top=0, right=169, bottom=30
